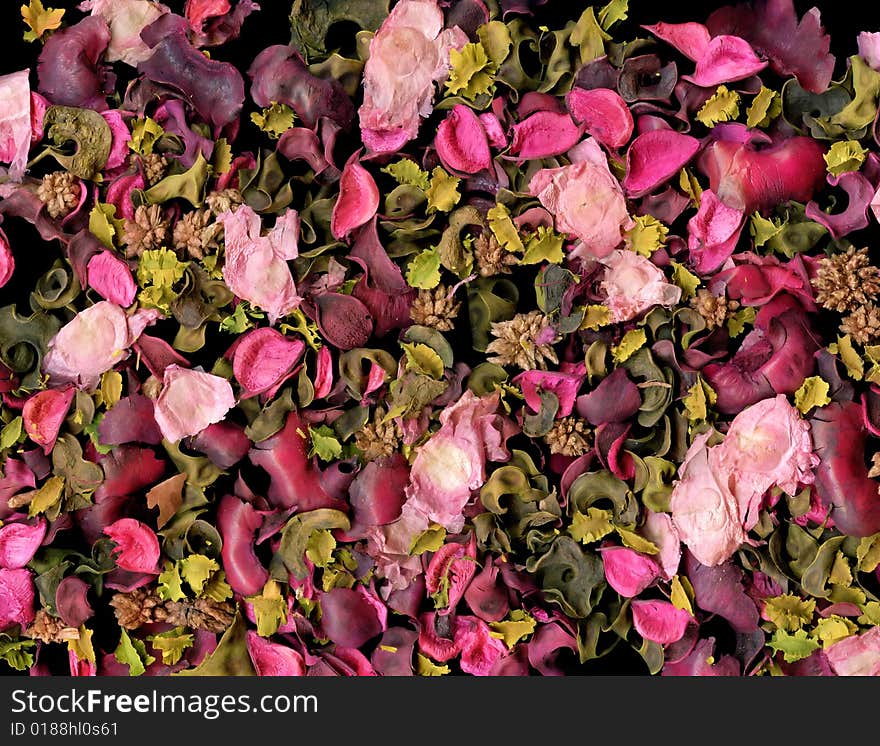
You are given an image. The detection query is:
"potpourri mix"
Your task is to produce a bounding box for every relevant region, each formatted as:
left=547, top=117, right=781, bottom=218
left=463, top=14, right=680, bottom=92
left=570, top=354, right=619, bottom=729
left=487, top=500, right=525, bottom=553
left=3, top=0, right=880, bottom=676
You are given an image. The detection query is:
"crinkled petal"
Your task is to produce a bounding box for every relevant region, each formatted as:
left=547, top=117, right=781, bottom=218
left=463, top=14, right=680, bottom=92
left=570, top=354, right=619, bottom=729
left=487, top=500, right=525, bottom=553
left=153, top=364, right=236, bottom=443
left=566, top=87, right=633, bottom=149
left=103, top=518, right=161, bottom=574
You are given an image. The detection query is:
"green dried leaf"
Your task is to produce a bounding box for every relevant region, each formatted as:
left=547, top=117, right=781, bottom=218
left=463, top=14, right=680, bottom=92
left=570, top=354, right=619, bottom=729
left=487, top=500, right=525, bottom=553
left=308, top=425, right=342, bottom=462
left=410, top=525, right=446, bottom=556
left=144, top=152, right=210, bottom=207
left=290, top=0, right=390, bottom=61
left=569, top=507, right=614, bottom=545
left=763, top=594, right=816, bottom=631
left=477, top=21, right=512, bottom=66
left=487, top=202, right=524, bottom=253
left=425, top=167, right=461, bottom=214
left=626, top=215, right=668, bottom=257
left=179, top=554, right=219, bottom=596
left=824, top=139, right=867, bottom=176
left=1, top=416, right=23, bottom=450
left=305, top=529, right=336, bottom=567
left=696, top=85, right=740, bottom=127
left=569, top=7, right=610, bottom=64
left=416, top=653, right=450, bottom=676
left=794, top=376, right=831, bottom=414
left=0, top=632, right=36, bottom=672
left=148, top=627, right=194, bottom=666
left=489, top=610, right=536, bottom=649
left=176, top=611, right=255, bottom=676
left=401, top=342, right=445, bottom=380
left=382, top=159, right=430, bottom=190
left=275, top=509, right=350, bottom=580
left=446, top=42, right=496, bottom=101
left=129, top=117, right=164, bottom=156
left=746, top=86, right=782, bottom=128
left=521, top=226, right=564, bottom=265
left=42, top=106, right=112, bottom=179
left=248, top=580, right=288, bottom=638
left=88, top=203, right=124, bottom=249
left=157, top=561, right=186, bottom=602
left=612, top=329, right=646, bottom=364
left=251, top=102, right=296, bottom=139
left=768, top=629, right=820, bottom=663
left=114, top=629, right=155, bottom=677
left=670, top=262, right=700, bottom=299
left=406, top=248, right=441, bottom=290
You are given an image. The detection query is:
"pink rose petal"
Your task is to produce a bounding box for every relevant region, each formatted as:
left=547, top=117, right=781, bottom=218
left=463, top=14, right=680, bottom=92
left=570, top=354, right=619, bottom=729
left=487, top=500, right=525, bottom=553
left=331, top=151, right=380, bottom=241
left=825, top=625, right=880, bottom=676
left=686, top=189, right=745, bottom=275
left=232, top=327, right=305, bottom=398
left=642, top=22, right=712, bottom=61
left=513, top=365, right=586, bottom=419
left=454, top=615, right=507, bottom=676
left=0, top=519, right=46, bottom=569
left=246, top=631, right=305, bottom=676
left=684, top=35, right=768, bottom=87
left=601, top=545, right=660, bottom=597
left=624, top=129, right=701, bottom=198
left=425, top=538, right=477, bottom=614
left=859, top=31, right=880, bottom=71
left=566, top=87, right=634, bottom=149
left=0, top=568, right=35, bottom=629
left=631, top=599, right=693, bottom=645
left=100, top=110, right=132, bottom=171
left=436, top=104, right=492, bottom=174
left=87, top=250, right=137, bottom=307
left=23, top=387, right=75, bottom=454
left=600, top=249, right=682, bottom=322
left=0, top=228, right=12, bottom=288
left=153, top=364, right=236, bottom=443
left=510, top=110, right=581, bottom=160
left=103, top=518, right=160, bottom=574
left=81, top=0, right=167, bottom=66
left=479, top=111, right=507, bottom=149
left=314, top=345, right=334, bottom=399
left=218, top=495, right=268, bottom=597
left=0, top=70, right=33, bottom=181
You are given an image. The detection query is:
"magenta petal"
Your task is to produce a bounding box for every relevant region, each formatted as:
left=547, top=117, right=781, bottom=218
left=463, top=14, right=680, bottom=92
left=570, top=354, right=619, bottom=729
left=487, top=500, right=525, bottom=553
left=425, top=538, right=477, bottom=614
left=331, top=151, right=380, bottom=241
left=87, top=251, right=137, bottom=307
left=22, top=387, right=75, bottom=455
left=527, top=622, right=579, bottom=676
left=510, top=110, right=581, bottom=160
left=55, top=576, right=93, bottom=628
left=687, top=189, right=745, bottom=274
left=624, top=130, right=700, bottom=198
left=684, top=35, right=768, bottom=87
left=453, top=615, right=506, bottom=676
left=685, top=551, right=760, bottom=632
left=662, top=637, right=740, bottom=676
left=631, top=599, right=692, bottom=645
left=94, top=445, right=165, bottom=503
left=514, top=366, right=586, bottom=419
left=576, top=367, right=641, bottom=425
left=246, top=631, right=306, bottom=676
left=0, top=228, right=13, bottom=288
left=103, top=518, right=160, bottom=574
left=805, top=172, right=873, bottom=240
left=217, top=495, right=268, bottom=597
left=0, top=518, right=46, bottom=569
left=0, top=567, right=35, bottom=629
left=642, top=22, right=711, bottom=61
left=601, top=545, right=659, bottom=597
left=101, top=110, right=132, bottom=171
left=479, top=112, right=507, bottom=149
left=314, top=345, right=333, bottom=399
left=348, top=454, right=409, bottom=537
left=436, top=104, right=492, bottom=174
left=320, top=587, right=384, bottom=648
left=97, top=394, right=163, bottom=445
left=463, top=560, right=509, bottom=623
left=232, top=327, right=305, bottom=397
left=566, top=88, right=633, bottom=150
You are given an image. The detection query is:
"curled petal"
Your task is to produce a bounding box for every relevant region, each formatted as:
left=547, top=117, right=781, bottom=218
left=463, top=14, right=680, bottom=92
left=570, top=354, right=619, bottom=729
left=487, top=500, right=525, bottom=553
left=23, top=387, right=75, bottom=454
left=454, top=615, right=506, bottom=676
left=805, top=172, right=873, bottom=240
left=320, top=587, right=385, bottom=649
left=425, top=539, right=477, bottom=614
left=624, top=130, right=700, bottom=198
left=510, top=110, right=581, bottom=160
left=55, top=576, right=93, bottom=628
left=479, top=112, right=507, bottom=149
left=576, top=367, right=641, bottom=425
left=314, top=293, right=373, bottom=351
left=642, top=22, right=711, bottom=61
left=566, top=87, right=633, bottom=149
left=217, top=495, right=268, bottom=596
left=0, top=70, right=33, bottom=181
left=0, top=228, right=12, bottom=288
left=684, top=35, right=767, bottom=87
left=601, top=546, right=659, bottom=597
left=514, top=366, right=586, bottom=419
left=436, top=105, right=492, bottom=174
left=331, top=152, right=380, bottom=241
left=0, top=519, right=46, bottom=569
left=687, top=189, right=745, bottom=274
left=103, top=518, right=160, bottom=574
left=348, top=454, right=409, bottom=537
left=232, top=327, right=305, bottom=398
left=314, top=345, right=334, bottom=399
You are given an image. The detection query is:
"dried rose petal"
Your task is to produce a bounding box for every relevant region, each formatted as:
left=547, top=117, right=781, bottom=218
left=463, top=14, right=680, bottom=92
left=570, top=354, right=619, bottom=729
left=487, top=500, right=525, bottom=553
left=232, top=327, right=305, bottom=397
left=510, top=110, right=581, bottom=160
left=566, top=87, right=633, bottom=149
left=153, top=365, right=236, bottom=443
left=624, top=130, right=701, bottom=198
left=0, top=519, right=46, bottom=569
left=23, top=387, right=75, bottom=454
left=436, top=104, right=492, bottom=174
left=331, top=152, right=380, bottom=241
left=103, top=519, right=161, bottom=574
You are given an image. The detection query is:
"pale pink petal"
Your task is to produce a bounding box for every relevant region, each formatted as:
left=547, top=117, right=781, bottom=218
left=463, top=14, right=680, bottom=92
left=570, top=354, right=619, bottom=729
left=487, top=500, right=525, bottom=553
left=510, top=110, right=581, bottom=160
left=0, top=519, right=46, bottom=569
left=825, top=626, right=880, bottom=676
left=80, top=0, right=168, bottom=66
left=859, top=31, right=880, bottom=71
left=454, top=615, right=507, bottom=676
left=566, top=87, right=634, bottom=149
left=87, top=250, right=137, bottom=307
left=641, top=512, right=682, bottom=581
left=0, top=70, right=33, bottom=181
left=631, top=599, right=693, bottom=645
left=601, top=546, right=660, bottom=597
left=23, top=387, right=75, bottom=454
left=624, top=130, right=701, bottom=198
left=185, top=0, right=229, bottom=31
left=103, top=518, right=160, bottom=573
left=153, top=364, right=236, bottom=443
left=600, top=249, right=682, bottom=322
left=331, top=152, right=379, bottom=240
left=436, top=104, right=492, bottom=174
left=687, top=189, right=745, bottom=275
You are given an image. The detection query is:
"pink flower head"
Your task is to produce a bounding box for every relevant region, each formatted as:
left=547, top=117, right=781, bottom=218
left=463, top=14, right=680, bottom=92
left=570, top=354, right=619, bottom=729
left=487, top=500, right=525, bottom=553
left=600, top=249, right=682, bottom=323
left=103, top=519, right=160, bottom=573
left=153, top=364, right=236, bottom=443
left=825, top=625, right=880, bottom=676
left=0, top=70, right=33, bottom=181
left=436, top=104, right=492, bottom=174
left=0, top=568, right=35, bottom=629
left=530, top=138, right=633, bottom=260
left=601, top=545, right=660, bottom=597
left=717, top=394, right=819, bottom=524
left=22, top=387, right=75, bottom=454
left=217, top=205, right=301, bottom=324
left=405, top=390, right=515, bottom=533
left=0, top=519, right=46, bottom=569
left=359, top=0, right=467, bottom=153
left=669, top=432, right=746, bottom=567
left=79, top=0, right=168, bottom=66
left=43, top=301, right=157, bottom=390
left=631, top=599, right=693, bottom=645
left=687, top=189, right=745, bottom=275
left=246, top=631, right=305, bottom=676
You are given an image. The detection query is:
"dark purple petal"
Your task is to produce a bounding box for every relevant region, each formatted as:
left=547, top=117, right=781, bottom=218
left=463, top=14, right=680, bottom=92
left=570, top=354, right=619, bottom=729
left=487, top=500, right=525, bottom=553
left=188, top=421, right=251, bottom=469
left=98, top=395, right=163, bottom=446
left=55, top=576, right=93, bottom=627
left=348, top=454, right=409, bottom=538
left=576, top=368, right=641, bottom=425
left=94, top=446, right=165, bottom=503
left=685, top=551, right=760, bottom=633
left=313, top=292, right=373, bottom=351
left=319, top=587, right=384, bottom=648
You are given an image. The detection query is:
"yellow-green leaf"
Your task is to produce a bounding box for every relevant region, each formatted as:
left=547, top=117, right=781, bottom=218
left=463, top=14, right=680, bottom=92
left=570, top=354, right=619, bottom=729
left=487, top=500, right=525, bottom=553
left=308, top=425, right=342, bottom=462
left=137, top=248, right=188, bottom=289
left=22, top=0, right=64, bottom=43
left=250, top=102, right=296, bottom=139
left=202, top=570, right=233, bottom=603
left=179, top=554, right=219, bottom=596
left=305, top=529, right=336, bottom=568
left=746, top=86, right=782, bottom=129
left=100, top=370, right=123, bottom=410
left=750, top=212, right=784, bottom=248
left=857, top=532, right=880, bottom=572
left=829, top=551, right=853, bottom=587
left=416, top=653, right=450, bottom=676
left=615, top=526, right=659, bottom=555
left=88, top=203, right=124, bottom=249
left=148, top=627, right=194, bottom=666
left=812, top=615, right=857, bottom=648
left=678, top=168, right=703, bottom=206
left=489, top=610, right=536, bottom=649
left=212, top=137, right=233, bottom=175
left=410, top=525, right=446, bottom=556
left=1, top=417, right=23, bottom=450
left=727, top=306, right=756, bottom=338
left=612, top=328, right=646, bottom=364
left=598, top=0, right=628, bottom=30
left=763, top=594, right=816, bottom=632
left=382, top=159, right=430, bottom=190
left=670, top=575, right=694, bottom=615
left=683, top=376, right=717, bottom=423
left=406, top=248, right=441, bottom=290
left=425, top=167, right=461, bottom=214
left=476, top=21, right=512, bottom=66
left=129, top=117, right=164, bottom=156
left=824, top=139, right=868, bottom=176
left=401, top=342, right=445, bottom=380
left=445, top=42, right=495, bottom=101
left=570, top=7, right=611, bottom=64
left=157, top=561, right=186, bottom=602
left=487, top=202, right=524, bottom=253
left=248, top=580, right=288, bottom=638
left=626, top=215, right=668, bottom=257
left=521, top=227, right=564, bottom=265
left=670, top=261, right=700, bottom=299
left=580, top=304, right=612, bottom=331
left=794, top=376, right=831, bottom=414
left=570, top=507, right=614, bottom=545
left=27, top=475, right=64, bottom=518
left=768, top=628, right=820, bottom=663
left=833, top=334, right=864, bottom=381
left=697, top=85, right=741, bottom=127
left=114, top=628, right=155, bottom=677
left=68, top=626, right=95, bottom=664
